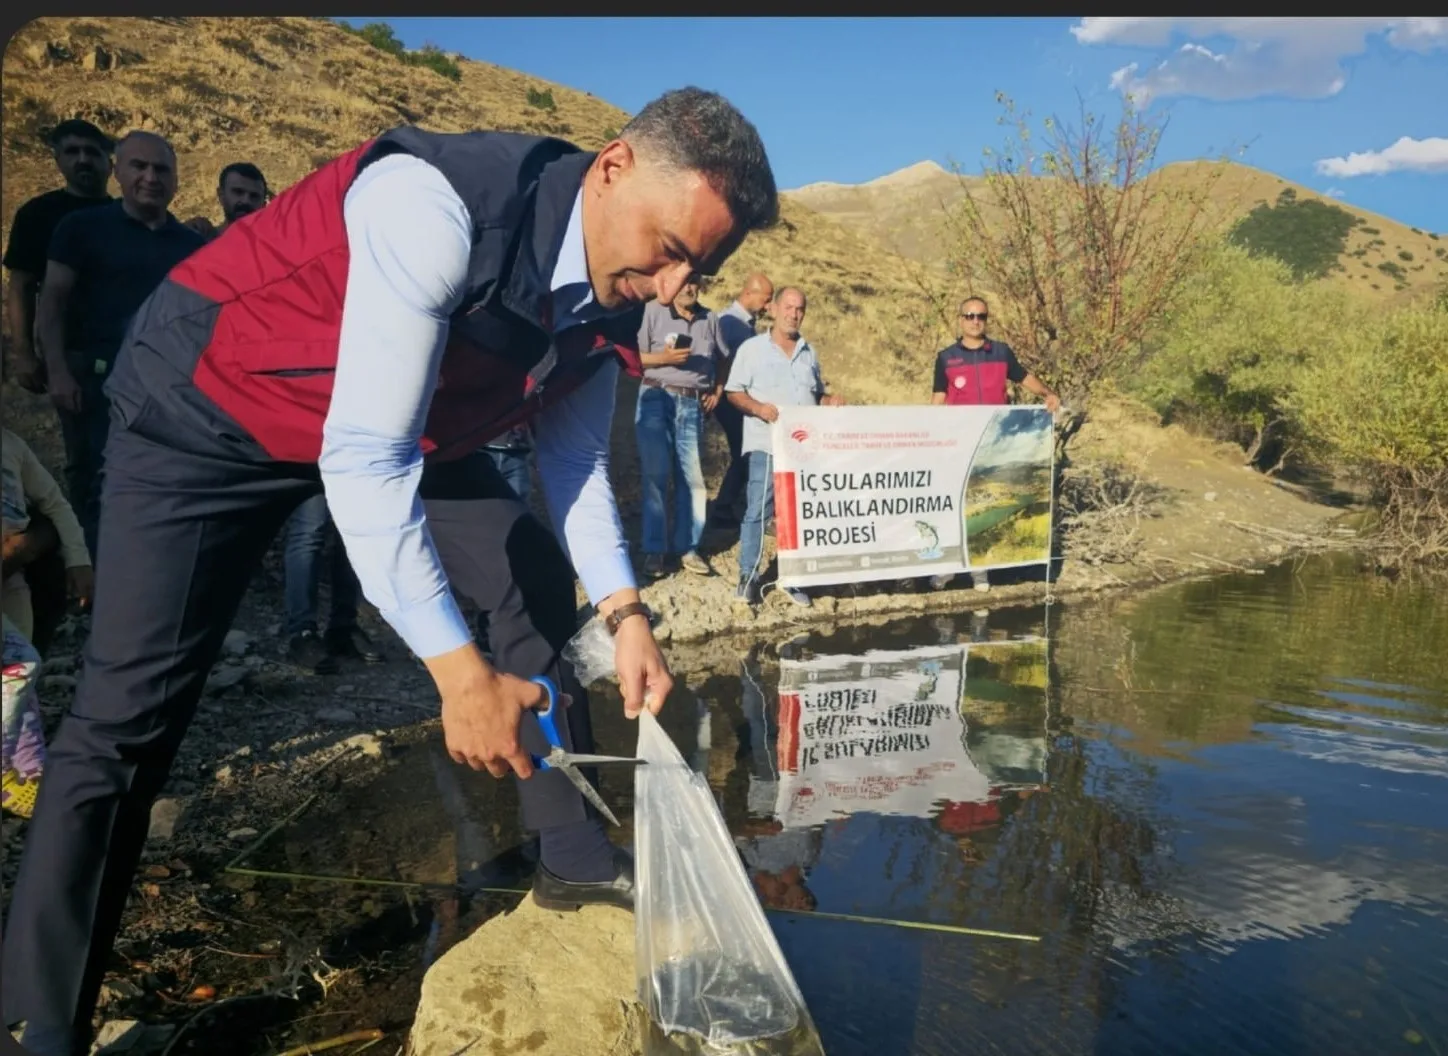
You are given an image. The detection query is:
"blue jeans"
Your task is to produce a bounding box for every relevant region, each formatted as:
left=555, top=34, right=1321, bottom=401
left=283, top=493, right=359, bottom=637
left=738, top=450, right=775, bottom=591
left=485, top=447, right=532, bottom=505
left=634, top=386, right=707, bottom=555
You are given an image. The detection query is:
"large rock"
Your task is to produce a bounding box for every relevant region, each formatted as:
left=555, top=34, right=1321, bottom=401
left=408, top=899, right=643, bottom=1056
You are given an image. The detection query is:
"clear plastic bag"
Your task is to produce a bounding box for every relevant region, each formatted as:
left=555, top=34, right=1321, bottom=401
left=635, top=710, right=824, bottom=1055
left=561, top=616, right=616, bottom=688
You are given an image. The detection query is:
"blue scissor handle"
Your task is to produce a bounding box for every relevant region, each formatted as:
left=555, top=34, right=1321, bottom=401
left=529, top=675, right=562, bottom=770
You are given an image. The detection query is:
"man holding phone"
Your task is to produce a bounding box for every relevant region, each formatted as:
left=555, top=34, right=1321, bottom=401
left=634, top=275, right=725, bottom=579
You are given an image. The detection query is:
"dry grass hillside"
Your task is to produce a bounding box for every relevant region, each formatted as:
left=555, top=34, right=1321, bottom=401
left=791, top=156, right=1448, bottom=307
left=2, top=15, right=943, bottom=419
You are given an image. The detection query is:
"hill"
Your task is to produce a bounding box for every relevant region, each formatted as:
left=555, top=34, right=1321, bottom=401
left=1, top=16, right=941, bottom=415
left=788, top=156, right=1448, bottom=306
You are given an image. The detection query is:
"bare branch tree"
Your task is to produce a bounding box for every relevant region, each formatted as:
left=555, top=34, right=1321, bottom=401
left=939, top=92, right=1230, bottom=457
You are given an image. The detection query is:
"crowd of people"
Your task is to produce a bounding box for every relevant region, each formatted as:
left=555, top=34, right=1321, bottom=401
left=0, top=91, right=1056, bottom=1055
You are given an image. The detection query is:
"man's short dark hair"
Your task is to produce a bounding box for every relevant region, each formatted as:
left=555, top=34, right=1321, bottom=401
left=959, top=295, right=988, bottom=315
left=219, top=162, right=267, bottom=190
left=621, top=86, right=778, bottom=235
left=48, top=119, right=112, bottom=152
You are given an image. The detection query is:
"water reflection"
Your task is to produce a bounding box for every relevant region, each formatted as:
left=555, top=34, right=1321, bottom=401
left=258, top=555, right=1448, bottom=1055
left=707, top=558, right=1448, bottom=1055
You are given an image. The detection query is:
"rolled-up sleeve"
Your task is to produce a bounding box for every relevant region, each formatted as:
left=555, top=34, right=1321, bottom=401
left=532, top=359, right=636, bottom=605
left=319, top=154, right=474, bottom=660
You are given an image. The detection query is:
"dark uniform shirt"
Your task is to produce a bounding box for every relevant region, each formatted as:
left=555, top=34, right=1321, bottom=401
left=46, top=199, right=206, bottom=373
left=932, top=339, right=1027, bottom=406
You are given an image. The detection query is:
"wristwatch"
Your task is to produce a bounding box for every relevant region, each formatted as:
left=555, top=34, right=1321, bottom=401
left=602, top=601, right=652, bottom=636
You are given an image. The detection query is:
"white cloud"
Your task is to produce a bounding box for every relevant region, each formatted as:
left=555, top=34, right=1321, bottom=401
left=1323, top=187, right=1345, bottom=199
left=1071, top=18, right=1448, bottom=104
left=1316, top=136, right=1448, bottom=177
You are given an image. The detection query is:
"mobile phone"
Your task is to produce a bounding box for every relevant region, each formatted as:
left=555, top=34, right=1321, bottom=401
left=667, top=333, right=694, bottom=351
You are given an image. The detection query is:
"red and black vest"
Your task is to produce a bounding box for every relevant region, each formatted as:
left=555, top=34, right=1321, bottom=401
left=117, top=127, right=641, bottom=465
left=934, top=340, right=1016, bottom=406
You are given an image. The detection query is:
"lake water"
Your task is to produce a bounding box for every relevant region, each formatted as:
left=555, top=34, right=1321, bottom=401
left=252, top=553, right=1448, bottom=1055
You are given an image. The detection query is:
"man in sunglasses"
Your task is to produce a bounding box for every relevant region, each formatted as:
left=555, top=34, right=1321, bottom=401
left=931, top=295, right=1058, bottom=592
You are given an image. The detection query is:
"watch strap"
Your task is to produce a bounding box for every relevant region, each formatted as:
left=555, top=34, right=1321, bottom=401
left=603, top=601, right=651, bottom=636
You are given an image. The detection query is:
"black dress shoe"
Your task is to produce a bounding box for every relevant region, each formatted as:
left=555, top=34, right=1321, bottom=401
left=325, top=625, right=384, bottom=663
left=287, top=630, right=338, bottom=675
left=531, top=846, right=634, bottom=912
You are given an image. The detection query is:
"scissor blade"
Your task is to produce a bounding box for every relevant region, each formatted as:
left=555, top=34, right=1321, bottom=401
left=561, top=753, right=645, bottom=766
left=559, top=764, right=621, bottom=827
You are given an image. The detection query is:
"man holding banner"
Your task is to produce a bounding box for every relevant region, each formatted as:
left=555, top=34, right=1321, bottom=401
left=724, top=285, right=844, bottom=611
left=930, top=295, right=1058, bottom=591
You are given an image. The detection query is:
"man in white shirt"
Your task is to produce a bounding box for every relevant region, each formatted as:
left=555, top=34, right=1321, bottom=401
left=4, top=89, right=779, bottom=1056
left=724, top=286, right=844, bottom=610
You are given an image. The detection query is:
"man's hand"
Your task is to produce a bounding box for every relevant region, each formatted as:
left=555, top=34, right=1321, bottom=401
left=66, top=565, right=95, bottom=609
left=643, top=345, right=691, bottom=369
left=701, top=386, right=722, bottom=414
left=755, top=402, right=780, bottom=423
left=48, top=363, right=82, bottom=414
left=1, top=530, right=27, bottom=577
left=820, top=394, right=846, bottom=407
left=2, top=519, right=58, bottom=579
left=10, top=349, right=46, bottom=394
left=612, top=610, right=672, bottom=719
left=1044, top=393, right=1061, bottom=414
left=428, top=643, right=548, bottom=779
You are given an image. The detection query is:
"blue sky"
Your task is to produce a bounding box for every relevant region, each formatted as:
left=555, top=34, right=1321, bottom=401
left=346, top=17, right=1448, bottom=232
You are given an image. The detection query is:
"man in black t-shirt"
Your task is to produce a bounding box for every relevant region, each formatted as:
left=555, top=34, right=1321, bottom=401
left=2, top=119, right=114, bottom=393
left=36, top=131, right=206, bottom=560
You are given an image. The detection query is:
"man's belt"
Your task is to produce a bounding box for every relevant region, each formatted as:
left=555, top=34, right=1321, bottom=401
left=641, top=377, right=709, bottom=398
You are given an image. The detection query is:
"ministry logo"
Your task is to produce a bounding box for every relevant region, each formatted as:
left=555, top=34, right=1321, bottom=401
left=785, top=423, right=822, bottom=462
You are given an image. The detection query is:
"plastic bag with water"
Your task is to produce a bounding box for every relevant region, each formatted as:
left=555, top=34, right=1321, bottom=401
left=561, top=619, right=824, bottom=1054
left=635, top=710, right=824, bottom=1054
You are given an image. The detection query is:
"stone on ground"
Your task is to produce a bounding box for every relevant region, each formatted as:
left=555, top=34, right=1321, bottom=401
left=408, top=898, right=642, bottom=1056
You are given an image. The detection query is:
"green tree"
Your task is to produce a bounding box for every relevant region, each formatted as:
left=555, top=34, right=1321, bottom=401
left=1134, top=241, right=1346, bottom=472
left=1290, top=306, right=1448, bottom=564
left=1228, top=190, right=1357, bottom=280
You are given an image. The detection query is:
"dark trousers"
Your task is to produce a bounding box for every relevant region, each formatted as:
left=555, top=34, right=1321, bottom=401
left=22, top=542, right=69, bottom=658
left=1, top=409, right=598, bottom=1041
left=56, top=373, right=113, bottom=564
left=476, top=446, right=533, bottom=654
left=713, top=398, right=747, bottom=518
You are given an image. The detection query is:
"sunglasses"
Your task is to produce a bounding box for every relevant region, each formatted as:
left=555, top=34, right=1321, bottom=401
left=960, top=311, right=988, bottom=321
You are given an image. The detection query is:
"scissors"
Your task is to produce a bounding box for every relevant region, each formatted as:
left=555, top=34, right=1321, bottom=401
left=529, top=676, right=643, bottom=827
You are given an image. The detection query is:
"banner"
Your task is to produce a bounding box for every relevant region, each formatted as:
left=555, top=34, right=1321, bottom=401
left=770, top=405, right=1054, bottom=588
left=774, top=639, right=1050, bottom=829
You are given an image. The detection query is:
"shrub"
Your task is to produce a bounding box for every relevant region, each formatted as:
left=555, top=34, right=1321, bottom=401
left=339, top=21, right=460, bottom=81
left=1400, top=249, right=1415, bottom=262
left=408, top=44, right=460, bottom=81
left=1228, top=193, right=1357, bottom=280
left=1134, top=241, right=1345, bottom=470
left=1378, top=260, right=1406, bottom=281
left=1361, top=226, right=1381, bottom=235
left=1289, top=307, right=1448, bottom=565
left=527, top=87, right=556, bottom=111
